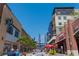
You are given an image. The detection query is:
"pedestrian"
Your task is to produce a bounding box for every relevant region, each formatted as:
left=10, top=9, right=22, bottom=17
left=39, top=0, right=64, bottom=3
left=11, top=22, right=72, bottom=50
left=61, top=46, right=63, bottom=54
left=7, top=48, right=16, bottom=56
left=15, top=49, right=20, bottom=56
left=21, top=49, right=26, bottom=56
left=21, top=51, right=26, bottom=56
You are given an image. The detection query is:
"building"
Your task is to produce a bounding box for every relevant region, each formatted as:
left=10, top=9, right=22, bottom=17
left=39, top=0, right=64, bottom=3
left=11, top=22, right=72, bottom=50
left=55, top=18, right=79, bottom=55
left=0, top=4, right=29, bottom=55
left=53, top=7, right=74, bottom=35
left=72, top=18, right=79, bottom=55
left=47, top=21, right=53, bottom=42
left=54, top=9, right=79, bottom=55
left=47, top=7, right=79, bottom=55
left=47, top=7, right=74, bottom=44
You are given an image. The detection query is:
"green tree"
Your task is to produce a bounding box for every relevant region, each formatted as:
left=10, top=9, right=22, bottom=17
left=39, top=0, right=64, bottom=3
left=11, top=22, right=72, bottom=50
left=18, top=36, right=36, bottom=50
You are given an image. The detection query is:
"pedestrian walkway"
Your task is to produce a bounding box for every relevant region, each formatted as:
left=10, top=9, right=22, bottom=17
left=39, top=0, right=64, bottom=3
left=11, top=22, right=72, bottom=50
left=54, top=53, right=66, bottom=56
left=46, top=53, right=66, bottom=56
left=26, top=52, right=36, bottom=56
left=26, top=51, right=49, bottom=56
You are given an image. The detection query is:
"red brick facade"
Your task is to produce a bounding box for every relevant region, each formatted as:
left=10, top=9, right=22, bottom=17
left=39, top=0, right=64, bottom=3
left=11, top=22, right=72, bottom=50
left=56, top=20, right=79, bottom=55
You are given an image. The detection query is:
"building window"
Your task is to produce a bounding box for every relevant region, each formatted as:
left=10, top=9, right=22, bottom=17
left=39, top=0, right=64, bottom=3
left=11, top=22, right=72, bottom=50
left=58, top=16, right=61, bottom=20
left=59, top=28, right=62, bottom=31
left=59, top=22, right=62, bottom=25
left=15, top=30, right=19, bottom=38
left=6, top=18, right=13, bottom=35
left=63, top=16, right=67, bottom=20
left=7, top=25, right=13, bottom=35
left=53, top=31, right=56, bottom=35
left=6, top=17, right=13, bottom=26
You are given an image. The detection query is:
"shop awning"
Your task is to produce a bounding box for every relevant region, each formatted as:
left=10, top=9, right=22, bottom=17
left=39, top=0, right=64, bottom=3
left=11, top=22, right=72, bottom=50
left=47, top=36, right=56, bottom=44
left=56, top=32, right=66, bottom=43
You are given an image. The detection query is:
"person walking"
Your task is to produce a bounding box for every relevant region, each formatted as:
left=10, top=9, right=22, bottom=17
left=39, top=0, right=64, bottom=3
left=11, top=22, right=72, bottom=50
left=21, top=51, right=26, bottom=56
left=15, top=49, right=20, bottom=56
left=7, top=48, right=16, bottom=56
left=20, top=49, right=27, bottom=56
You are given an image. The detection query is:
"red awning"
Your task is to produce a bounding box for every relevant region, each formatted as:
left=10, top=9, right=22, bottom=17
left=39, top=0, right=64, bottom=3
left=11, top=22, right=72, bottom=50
left=44, top=44, right=55, bottom=49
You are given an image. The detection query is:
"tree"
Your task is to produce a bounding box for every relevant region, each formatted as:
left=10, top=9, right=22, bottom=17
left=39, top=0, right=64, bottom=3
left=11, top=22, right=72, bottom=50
left=18, top=36, right=36, bottom=51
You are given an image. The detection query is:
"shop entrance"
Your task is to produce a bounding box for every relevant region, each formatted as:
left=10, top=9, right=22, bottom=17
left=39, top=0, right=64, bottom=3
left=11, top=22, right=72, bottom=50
left=3, top=43, right=11, bottom=54
left=74, top=31, right=79, bottom=53
left=57, top=40, right=66, bottom=54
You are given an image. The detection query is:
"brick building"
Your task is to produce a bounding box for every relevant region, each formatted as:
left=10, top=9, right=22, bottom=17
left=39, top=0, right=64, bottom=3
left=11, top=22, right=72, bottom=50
left=0, top=4, right=29, bottom=55
left=56, top=19, right=79, bottom=55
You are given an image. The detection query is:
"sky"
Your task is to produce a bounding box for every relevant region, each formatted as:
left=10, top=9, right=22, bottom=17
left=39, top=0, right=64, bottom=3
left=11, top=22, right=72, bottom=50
left=8, top=3, right=79, bottom=43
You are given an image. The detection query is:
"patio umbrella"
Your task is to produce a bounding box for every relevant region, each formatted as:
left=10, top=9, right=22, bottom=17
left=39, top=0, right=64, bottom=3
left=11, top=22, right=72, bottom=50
left=45, top=44, right=55, bottom=49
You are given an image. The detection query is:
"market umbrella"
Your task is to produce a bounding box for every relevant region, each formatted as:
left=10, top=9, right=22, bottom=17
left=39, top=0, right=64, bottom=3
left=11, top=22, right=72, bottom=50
left=45, top=44, right=55, bottom=49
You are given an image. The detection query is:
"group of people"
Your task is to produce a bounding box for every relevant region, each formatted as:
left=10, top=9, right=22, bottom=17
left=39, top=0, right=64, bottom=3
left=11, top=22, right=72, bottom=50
left=7, top=48, right=20, bottom=56
left=6, top=48, right=27, bottom=56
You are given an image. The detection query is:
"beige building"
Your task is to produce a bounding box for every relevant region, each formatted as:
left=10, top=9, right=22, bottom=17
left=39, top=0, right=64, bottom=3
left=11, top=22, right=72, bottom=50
left=47, top=7, right=74, bottom=44
left=53, top=7, right=75, bottom=35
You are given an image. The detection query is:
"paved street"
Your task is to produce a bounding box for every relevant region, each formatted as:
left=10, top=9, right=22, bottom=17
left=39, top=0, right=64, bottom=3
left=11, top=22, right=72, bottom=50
left=26, top=52, right=49, bottom=56
left=26, top=52, right=66, bottom=56
left=53, top=53, right=66, bottom=56
left=3, top=51, right=66, bottom=56
left=26, top=49, right=66, bottom=56
left=26, top=49, right=49, bottom=56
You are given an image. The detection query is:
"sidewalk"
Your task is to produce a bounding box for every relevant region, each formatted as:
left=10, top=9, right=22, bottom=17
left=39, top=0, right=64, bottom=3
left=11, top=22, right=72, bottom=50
left=26, top=52, right=35, bottom=56
left=54, top=53, right=66, bottom=56
left=47, top=53, right=66, bottom=56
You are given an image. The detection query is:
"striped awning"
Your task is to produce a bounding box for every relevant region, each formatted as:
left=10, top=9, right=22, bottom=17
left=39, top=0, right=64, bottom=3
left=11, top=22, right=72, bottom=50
left=47, top=36, right=56, bottom=44
left=56, top=32, right=66, bottom=43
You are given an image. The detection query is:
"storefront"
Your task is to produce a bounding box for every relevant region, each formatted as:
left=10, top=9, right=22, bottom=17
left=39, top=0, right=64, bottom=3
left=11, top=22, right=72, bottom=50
left=3, top=40, right=20, bottom=54
left=56, top=32, right=66, bottom=54
left=66, top=20, right=78, bottom=55
left=74, top=30, right=79, bottom=53
left=73, top=18, right=79, bottom=53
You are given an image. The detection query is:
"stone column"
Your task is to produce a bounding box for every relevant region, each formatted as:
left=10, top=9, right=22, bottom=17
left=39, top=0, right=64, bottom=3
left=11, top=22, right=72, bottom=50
left=64, top=23, right=71, bottom=55
left=68, top=20, right=78, bottom=56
